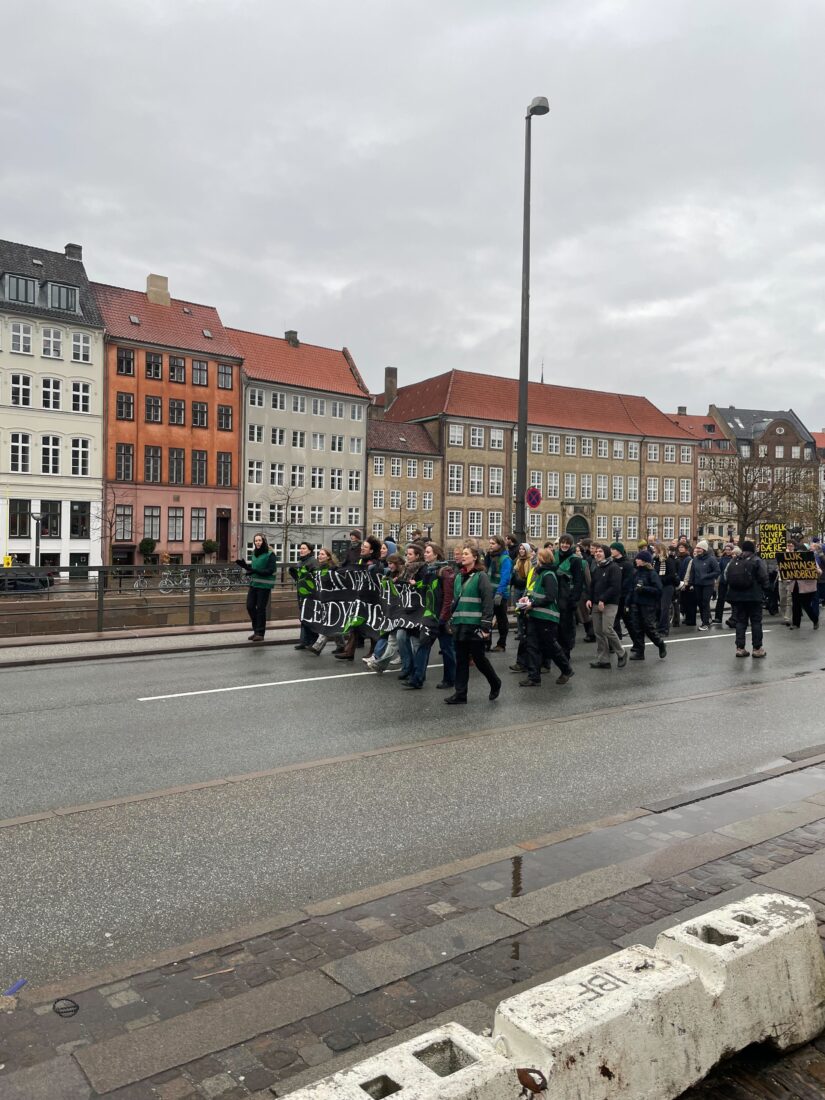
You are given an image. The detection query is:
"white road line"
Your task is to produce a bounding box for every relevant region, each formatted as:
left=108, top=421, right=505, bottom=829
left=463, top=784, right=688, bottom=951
left=634, top=630, right=771, bottom=647
left=138, top=670, right=373, bottom=702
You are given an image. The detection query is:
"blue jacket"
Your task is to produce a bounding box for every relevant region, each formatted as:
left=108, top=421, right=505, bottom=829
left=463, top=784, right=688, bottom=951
left=629, top=564, right=663, bottom=606
left=691, top=552, right=720, bottom=586
left=486, top=550, right=512, bottom=597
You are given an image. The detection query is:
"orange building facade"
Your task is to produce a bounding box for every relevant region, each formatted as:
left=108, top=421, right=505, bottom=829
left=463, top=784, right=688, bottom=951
left=94, top=276, right=242, bottom=564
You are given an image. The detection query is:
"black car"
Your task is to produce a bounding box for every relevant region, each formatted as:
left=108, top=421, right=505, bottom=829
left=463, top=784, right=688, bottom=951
left=0, top=569, right=55, bottom=593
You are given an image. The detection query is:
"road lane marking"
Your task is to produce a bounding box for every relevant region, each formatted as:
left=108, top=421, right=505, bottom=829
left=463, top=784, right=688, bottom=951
left=138, top=670, right=373, bottom=701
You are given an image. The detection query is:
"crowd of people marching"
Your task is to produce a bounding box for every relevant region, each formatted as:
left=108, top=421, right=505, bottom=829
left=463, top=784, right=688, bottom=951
left=237, top=527, right=825, bottom=704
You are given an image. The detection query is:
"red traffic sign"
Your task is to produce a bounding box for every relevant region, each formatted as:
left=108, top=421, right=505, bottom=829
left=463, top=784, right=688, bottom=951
left=525, top=486, right=542, bottom=509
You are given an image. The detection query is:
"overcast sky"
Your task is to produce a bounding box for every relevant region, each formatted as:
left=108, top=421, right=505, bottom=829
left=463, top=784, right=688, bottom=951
left=4, top=1, right=825, bottom=426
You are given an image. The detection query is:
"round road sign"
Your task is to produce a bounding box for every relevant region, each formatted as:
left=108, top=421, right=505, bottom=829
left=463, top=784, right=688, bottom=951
left=526, top=486, right=542, bottom=509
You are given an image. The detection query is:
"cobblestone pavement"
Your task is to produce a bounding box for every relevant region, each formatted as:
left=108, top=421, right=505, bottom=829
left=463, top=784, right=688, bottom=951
left=5, top=766, right=825, bottom=1098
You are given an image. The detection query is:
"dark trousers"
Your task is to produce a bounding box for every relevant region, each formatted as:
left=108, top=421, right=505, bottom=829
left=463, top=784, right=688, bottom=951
left=792, top=587, right=819, bottom=627
left=246, top=586, right=271, bottom=636
left=438, top=624, right=456, bottom=685
left=614, top=599, right=632, bottom=639
left=694, top=584, right=713, bottom=626
left=734, top=600, right=763, bottom=649
left=627, top=603, right=664, bottom=653
left=525, top=618, right=571, bottom=683
left=713, top=581, right=729, bottom=622
left=659, top=585, right=675, bottom=633
left=680, top=586, right=697, bottom=625
left=411, top=639, right=434, bottom=687
left=454, top=637, right=501, bottom=700
left=557, top=606, right=576, bottom=657
left=299, top=601, right=318, bottom=646
left=487, top=599, right=509, bottom=649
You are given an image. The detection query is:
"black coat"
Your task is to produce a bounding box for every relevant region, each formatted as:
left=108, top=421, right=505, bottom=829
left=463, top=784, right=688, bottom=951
left=590, top=559, right=623, bottom=605
left=725, top=552, right=770, bottom=603
left=628, top=564, right=663, bottom=606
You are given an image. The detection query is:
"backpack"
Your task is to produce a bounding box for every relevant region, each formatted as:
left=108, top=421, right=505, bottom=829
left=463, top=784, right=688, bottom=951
left=725, top=556, right=756, bottom=591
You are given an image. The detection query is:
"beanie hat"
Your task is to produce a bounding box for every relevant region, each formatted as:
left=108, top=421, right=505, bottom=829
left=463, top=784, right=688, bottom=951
left=637, top=540, right=648, bottom=550
left=609, top=541, right=625, bottom=555
left=519, top=542, right=532, bottom=556
left=635, top=549, right=653, bottom=564
left=696, top=539, right=709, bottom=551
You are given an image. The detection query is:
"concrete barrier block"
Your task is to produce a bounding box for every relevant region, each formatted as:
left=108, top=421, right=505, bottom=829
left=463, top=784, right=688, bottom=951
left=282, top=1022, right=519, bottom=1099
left=655, top=891, right=825, bottom=1051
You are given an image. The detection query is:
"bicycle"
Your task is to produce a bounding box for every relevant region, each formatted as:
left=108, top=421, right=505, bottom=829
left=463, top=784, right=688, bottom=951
left=158, top=568, right=189, bottom=595
left=133, top=568, right=149, bottom=592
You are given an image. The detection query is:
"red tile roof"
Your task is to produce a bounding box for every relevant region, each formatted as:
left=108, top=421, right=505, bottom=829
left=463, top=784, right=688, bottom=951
left=227, top=327, right=369, bottom=398
left=92, top=283, right=241, bottom=358
left=669, top=412, right=730, bottom=453
left=383, top=370, right=694, bottom=440
left=367, top=420, right=439, bottom=456
left=811, top=432, right=825, bottom=451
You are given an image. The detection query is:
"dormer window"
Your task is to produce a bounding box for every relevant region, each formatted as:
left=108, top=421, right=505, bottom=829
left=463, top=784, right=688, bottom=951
left=705, top=423, right=715, bottom=433
left=6, top=274, right=36, bottom=304
left=202, top=328, right=213, bottom=339
left=48, top=283, right=78, bottom=312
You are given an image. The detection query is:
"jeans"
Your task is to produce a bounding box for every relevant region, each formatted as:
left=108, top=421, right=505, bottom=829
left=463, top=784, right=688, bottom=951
left=246, top=586, right=271, bottom=636
left=438, top=623, right=456, bottom=685
left=693, top=585, right=714, bottom=627
left=628, top=603, right=664, bottom=654
left=734, top=600, right=763, bottom=649
left=454, top=637, right=501, bottom=700
left=411, top=636, right=435, bottom=687
left=396, top=629, right=415, bottom=676
left=592, top=603, right=624, bottom=662
left=524, top=618, right=571, bottom=682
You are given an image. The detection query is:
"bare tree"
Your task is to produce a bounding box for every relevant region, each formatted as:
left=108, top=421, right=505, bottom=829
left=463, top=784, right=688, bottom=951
left=699, top=455, right=818, bottom=537
left=268, top=485, right=312, bottom=580
left=97, top=485, right=138, bottom=564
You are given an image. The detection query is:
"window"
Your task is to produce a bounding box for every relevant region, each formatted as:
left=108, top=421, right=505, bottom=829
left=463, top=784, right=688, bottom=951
left=580, top=473, right=592, bottom=500
left=546, top=471, right=560, bottom=498
left=489, top=466, right=503, bottom=496
left=117, top=348, right=134, bottom=375
left=596, top=474, right=608, bottom=500
left=248, top=424, right=263, bottom=443
left=269, top=462, right=284, bottom=487
left=311, top=397, right=326, bottom=416
left=612, top=515, right=623, bottom=538
left=349, top=403, right=363, bottom=421
left=42, top=327, right=62, bottom=358
left=168, top=356, right=185, bottom=383
left=663, top=516, right=675, bottom=540
left=390, top=457, right=402, bottom=477
left=581, top=437, right=593, bottom=457
left=468, top=465, right=484, bottom=494
left=115, top=504, right=133, bottom=541
left=373, top=456, right=385, bottom=476
left=70, top=501, right=91, bottom=539
left=482, top=509, right=500, bottom=536
left=404, top=490, right=416, bottom=510
left=217, top=364, right=233, bottom=389
left=547, top=434, right=560, bottom=455
left=292, top=430, right=306, bottom=448
left=347, top=507, right=361, bottom=525
left=331, top=400, right=344, bottom=418
left=565, top=436, right=577, bottom=456
left=41, top=434, right=60, bottom=474
left=247, top=460, right=263, bottom=485
left=663, top=477, right=676, bottom=503
left=145, top=395, right=162, bottom=423
left=597, top=438, right=609, bottom=458
left=680, top=479, right=692, bottom=504
left=679, top=516, right=691, bottom=537
left=191, top=508, right=206, bottom=542
left=390, top=490, right=401, bottom=509
left=7, top=274, right=36, bottom=304
left=168, top=507, right=184, bottom=542
left=329, top=506, right=342, bottom=525
left=647, top=516, right=659, bottom=537
left=596, top=515, right=608, bottom=539
left=775, top=445, right=784, bottom=459
left=447, top=510, right=462, bottom=537
left=627, top=515, right=639, bottom=540
left=248, top=387, right=264, bottom=407
left=71, top=438, right=90, bottom=477
left=216, top=405, right=232, bottom=431
left=792, top=445, right=801, bottom=459
left=310, top=505, right=324, bottom=524
left=192, top=402, right=208, bottom=428
left=530, top=432, right=543, bottom=453
left=466, top=510, right=482, bottom=537
left=348, top=470, right=361, bottom=492
left=42, top=377, right=62, bottom=410
left=372, top=489, right=385, bottom=510
left=627, top=475, right=639, bottom=502
left=144, top=351, right=162, bottom=379
left=271, top=427, right=285, bottom=446
left=612, top=475, right=624, bottom=501
left=49, top=283, right=77, bottom=311
left=217, top=453, right=232, bottom=486
left=448, top=464, right=464, bottom=493
left=291, top=464, right=305, bottom=487
left=646, top=477, right=659, bottom=502
left=402, top=458, right=416, bottom=479
left=527, top=513, right=541, bottom=539
left=664, top=444, right=676, bottom=463
left=8, top=499, right=30, bottom=538
left=11, top=322, right=32, bottom=354
left=612, top=439, right=624, bottom=459
left=331, top=434, right=344, bottom=452
left=628, top=441, right=640, bottom=460
left=144, top=445, right=161, bottom=483
left=169, top=448, right=184, bottom=484
left=330, top=468, right=343, bottom=490
left=756, top=444, right=765, bottom=458
left=312, top=432, right=325, bottom=450
left=11, top=373, right=31, bottom=406
left=546, top=513, right=560, bottom=538
left=647, top=443, right=660, bottom=462
left=115, top=443, right=134, bottom=481
left=371, top=521, right=384, bottom=539
left=192, top=360, right=208, bottom=386
left=143, top=506, right=161, bottom=541
left=564, top=472, right=576, bottom=498
left=489, top=428, right=504, bottom=450
left=423, top=459, right=434, bottom=479
left=312, top=466, right=326, bottom=489
left=349, top=437, right=363, bottom=454
left=191, top=450, right=207, bottom=486
left=680, top=445, right=692, bottom=463
left=292, top=395, right=306, bottom=414
left=422, top=492, right=433, bottom=511
left=70, top=382, right=90, bottom=414
left=448, top=423, right=464, bottom=447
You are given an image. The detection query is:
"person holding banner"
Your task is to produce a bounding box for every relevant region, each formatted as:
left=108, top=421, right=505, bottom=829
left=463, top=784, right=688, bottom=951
left=333, top=536, right=383, bottom=661
left=445, top=545, right=502, bottom=705
left=787, top=539, right=821, bottom=630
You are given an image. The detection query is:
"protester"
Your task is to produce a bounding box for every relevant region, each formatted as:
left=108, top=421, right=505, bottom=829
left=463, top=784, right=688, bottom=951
left=726, top=539, right=769, bottom=657
left=434, top=545, right=457, bottom=690
left=516, top=547, right=574, bottom=686
left=307, top=547, right=339, bottom=655
left=397, top=543, right=425, bottom=681
left=676, top=543, right=696, bottom=626
left=689, top=540, right=720, bottom=630
left=403, top=542, right=444, bottom=690
left=788, top=538, right=821, bottom=629
left=485, top=535, right=513, bottom=652
left=586, top=543, right=627, bottom=669
left=289, top=542, right=319, bottom=650
left=553, top=533, right=585, bottom=659
left=609, top=541, right=635, bottom=641
left=446, top=545, right=502, bottom=705
left=653, top=540, right=678, bottom=636
left=627, top=550, right=667, bottom=660
left=576, top=539, right=597, bottom=644
left=334, top=536, right=382, bottom=660
left=713, top=543, right=736, bottom=626
left=235, top=534, right=277, bottom=643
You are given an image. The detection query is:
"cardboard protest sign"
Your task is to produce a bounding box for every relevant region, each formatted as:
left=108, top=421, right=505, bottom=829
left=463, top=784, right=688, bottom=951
left=759, top=523, right=787, bottom=559
left=776, top=551, right=819, bottom=582
left=301, top=568, right=427, bottom=638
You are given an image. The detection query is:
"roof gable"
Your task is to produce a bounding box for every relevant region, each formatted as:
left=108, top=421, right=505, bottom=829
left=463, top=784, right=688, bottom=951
left=227, top=327, right=368, bottom=398
left=367, top=420, right=439, bottom=455
left=0, top=238, right=102, bottom=327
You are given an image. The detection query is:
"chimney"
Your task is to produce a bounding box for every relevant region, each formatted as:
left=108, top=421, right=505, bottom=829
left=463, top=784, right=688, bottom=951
left=285, top=329, right=299, bottom=347
left=146, top=274, right=171, bottom=307
left=384, top=366, right=398, bottom=408
left=677, top=405, right=687, bottom=416
left=64, top=242, right=83, bottom=261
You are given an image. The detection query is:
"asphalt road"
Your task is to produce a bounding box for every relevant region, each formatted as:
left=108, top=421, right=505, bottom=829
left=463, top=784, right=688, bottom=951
left=2, top=621, right=824, bottom=984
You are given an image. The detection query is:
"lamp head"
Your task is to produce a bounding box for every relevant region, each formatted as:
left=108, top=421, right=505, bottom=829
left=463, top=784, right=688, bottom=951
left=527, top=96, right=550, bottom=117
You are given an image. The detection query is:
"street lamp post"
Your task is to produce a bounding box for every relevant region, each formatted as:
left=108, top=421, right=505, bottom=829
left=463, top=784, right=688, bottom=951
left=515, top=96, right=549, bottom=545
left=29, top=511, right=42, bottom=568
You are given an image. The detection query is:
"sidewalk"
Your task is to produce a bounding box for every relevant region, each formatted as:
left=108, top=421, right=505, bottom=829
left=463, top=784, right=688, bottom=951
left=5, top=757, right=825, bottom=1098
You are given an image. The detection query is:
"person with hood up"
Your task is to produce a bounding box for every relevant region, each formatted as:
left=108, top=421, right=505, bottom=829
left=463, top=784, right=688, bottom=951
left=627, top=549, right=667, bottom=660
left=235, top=533, right=277, bottom=643
left=517, top=547, right=574, bottom=687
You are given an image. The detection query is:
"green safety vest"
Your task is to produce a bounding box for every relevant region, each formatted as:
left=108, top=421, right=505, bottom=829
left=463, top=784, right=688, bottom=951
left=451, top=570, right=483, bottom=626
left=488, top=553, right=502, bottom=586
left=525, top=566, right=560, bottom=622
left=249, top=551, right=277, bottom=590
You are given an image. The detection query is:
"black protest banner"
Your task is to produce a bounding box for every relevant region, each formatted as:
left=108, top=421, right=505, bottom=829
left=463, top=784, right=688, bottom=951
left=300, top=569, right=427, bottom=638
left=758, top=523, right=787, bottom=559
left=776, top=551, right=819, bottom=582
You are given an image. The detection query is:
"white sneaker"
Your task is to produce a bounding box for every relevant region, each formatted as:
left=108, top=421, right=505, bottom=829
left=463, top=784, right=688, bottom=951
left=362, top=656, right=372, bottom=663
left=388, top=658, right=401, bottom=668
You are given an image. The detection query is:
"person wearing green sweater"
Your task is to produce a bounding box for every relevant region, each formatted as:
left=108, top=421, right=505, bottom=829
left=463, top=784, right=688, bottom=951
left=235, top=533, right=277, bottom=642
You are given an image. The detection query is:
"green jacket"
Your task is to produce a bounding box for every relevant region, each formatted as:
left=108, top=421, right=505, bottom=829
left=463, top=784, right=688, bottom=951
left=249, top=550, right=277, bottom=589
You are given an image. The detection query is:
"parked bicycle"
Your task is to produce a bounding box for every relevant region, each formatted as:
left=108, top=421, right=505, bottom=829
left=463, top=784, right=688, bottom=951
left=195, top=566, right=240, bottom=593
left=158, top=568, right=190, bottom=595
